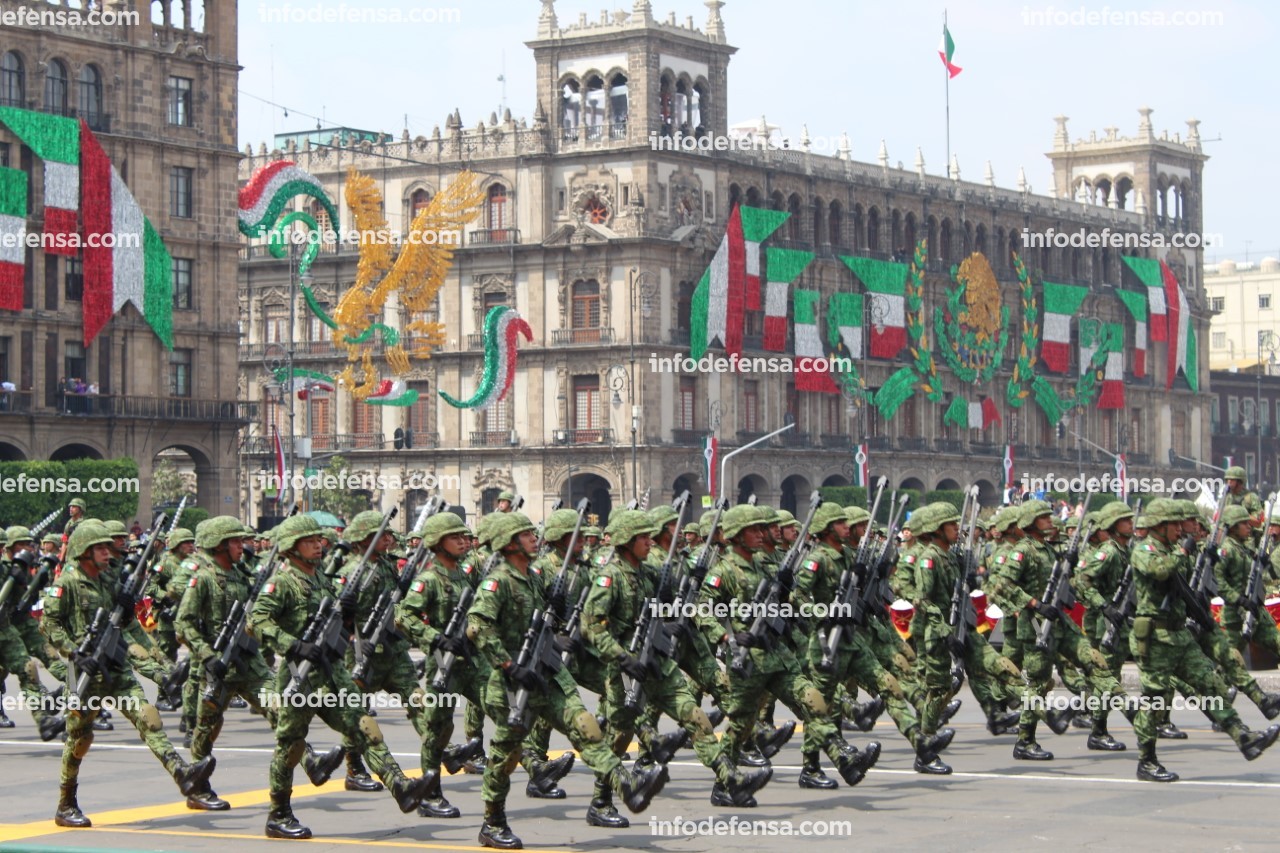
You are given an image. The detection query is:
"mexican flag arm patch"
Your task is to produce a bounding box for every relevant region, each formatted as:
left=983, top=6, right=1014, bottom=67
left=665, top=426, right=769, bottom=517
left=596, top=575, right=612, bottom=587
left=481, top=579, right=499, bottom=592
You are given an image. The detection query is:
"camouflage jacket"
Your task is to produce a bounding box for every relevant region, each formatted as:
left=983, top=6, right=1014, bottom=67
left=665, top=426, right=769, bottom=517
left=395, top=554, right=470, bottom=654
left=336, top=550, right=409, bottom=653
left=901, top=539, right=957, bottom=644
left=40, top=566, right=119, bottom=674
left=1131, top=534, right=1192, bottom=623
left=176, top=551, right=255, bottom=662
left=466, top=557, right=544, bottom=669
left=581, top=553, right=654, bottom=665
left=247, top=562, right=335, bottom=657
left=1216, top=534, right=1256, bottom=628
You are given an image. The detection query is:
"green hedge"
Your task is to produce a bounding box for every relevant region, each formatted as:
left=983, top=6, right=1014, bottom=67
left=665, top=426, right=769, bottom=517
left=818, top=486, right=924, bottom=524
left=0, top=458, right=140, bottom=525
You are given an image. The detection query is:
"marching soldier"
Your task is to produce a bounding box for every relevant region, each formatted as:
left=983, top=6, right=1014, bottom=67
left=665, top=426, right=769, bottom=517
left=583, top=510, right=771, bottom=825
left=1214, top=506, right=1280, bottom=680
left=394, top=511, right=492, bottom=819
left=466, top=512, right=667, bottom=849
left=41, top=521, right=214, bottom=828
left=248, top=514, right=430, bottom=839
left=495, top=491, right=516, bottom=513
left=0, top=528, right=64, bottom=740
left=696, top=505, right=878, bottom=804
left=1129, top=498, right=1280, bottom=781
left=176, top=516, right=343, bottom=811
left=1222, top=466, right=1264, bottom=517
left=150, top=527, right=197, bottom=662
left=986, top=500, right=1125, bottom=761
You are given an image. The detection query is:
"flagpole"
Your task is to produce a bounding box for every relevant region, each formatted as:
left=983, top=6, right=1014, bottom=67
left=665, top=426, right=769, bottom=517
left=944, top=9, right=951, bottom=172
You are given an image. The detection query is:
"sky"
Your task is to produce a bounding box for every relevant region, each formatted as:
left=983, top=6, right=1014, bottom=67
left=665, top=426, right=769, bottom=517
left=237, top=0, right=1275, bottom=263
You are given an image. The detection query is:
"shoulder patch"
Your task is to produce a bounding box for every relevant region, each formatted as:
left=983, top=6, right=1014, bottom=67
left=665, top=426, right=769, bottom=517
left=188, top=576, right=199, bottom=588
left=1012, top=551, right=1024, bottom=562
left=707, top=575, right=721, bottom=588
left=904, top=554, right=917, bottom=564
left=463, top=563, right=473, bottom=574
left=996, top=555, right=1006, bottom=564
left=1219, top=547, right=1227, bottom=558
left=481, top=578, right=499, bottom=592
left=804, top=559, right=820, bottom=573
left=1095, top=550, right=1107, bottom=561
left=921, top=558, right=934, bottom=569
left=263, top=582, right=275, bottom=595
left=51, top=586, right=63, bottom=598
left=596, top=575, right=612, bottom=587
left=411, top=580, right=425, bottom=593
left=531, top=566, right=541, bottom=575
left=1143, top=543, right=1154, bottom=551
left=337, top=575, right=346, bottom=585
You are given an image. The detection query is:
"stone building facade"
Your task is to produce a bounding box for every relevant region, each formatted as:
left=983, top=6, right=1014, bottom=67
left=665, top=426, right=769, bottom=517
left=0, top=0, right=247, bottom=514
left=238, top=1, right=1214, bottom=526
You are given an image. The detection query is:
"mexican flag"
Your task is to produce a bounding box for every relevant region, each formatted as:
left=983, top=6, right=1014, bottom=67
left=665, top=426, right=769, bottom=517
left=938, top=24, right=962, bottom=78
left=943, top=397, right=1001, bottom=430
left=1114, top=454, right=1128, bottom=502
left=703, top=434, right=718, bottom=500
left=763, top=247, right=813, bottom=351
left=1120, top=255, right=1168, bottom=342
left=840, top=255, right=908, bottom=358
left=826, top=292, right=864, bottom=358
left=1098, top=323, right=1126, bottom=409
left=0, top=168, right=27, bottom=311
left=1163, top=262, right=1198, bottom=391
left=1115, top=288, right=1148, bottom=377
left=80, top=122, right=174, bottom=348
left=1040, top=282, right=1089, bottom=373
left=690, top=205, right=788, bottom=360
left=0, top=107, right=79, bottom=255
left=793, top=289, right=838, bottom=393
left=1003, top=444, right=1016, bottom=489
left=852, top=442, right=869, bottom=488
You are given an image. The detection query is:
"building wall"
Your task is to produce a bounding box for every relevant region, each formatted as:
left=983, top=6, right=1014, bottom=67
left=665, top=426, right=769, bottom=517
left=0, top=1, right=244, bottom=514
left=1205, top=258, right=1280, bottom=370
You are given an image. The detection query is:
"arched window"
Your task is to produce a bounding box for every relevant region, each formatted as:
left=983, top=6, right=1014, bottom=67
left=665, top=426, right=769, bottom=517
left=769, top=190, right=784, bottom=212
left=866, top=207, right=880, bottom=254
left=829, top=201, right=844, bottom=248
left=409, top=188, right=431, bottom=218
left=788, top=194, right=802, bottom=241
left=938, top=218, right=950, bottom=263
left=812, top=197, right=825, bottom=246
left=674, top=79, right=690, bottom=135
left=691, top=83, right=707, bottom=136
left=658, top=75, right=674, bottom=137
left=609, top=73, right=628, bottom=139
left=745, top=186, right=761, bottom=207
left=1, top=52, right=24, bottom=107
left=676, top=280, right=694, bottom=331
left=904, top=213, right=917, bottom=257
left=43, top=59, right=68, bottom=115
left=728, top=183, right=742, bottom=213
left=584, top=75, right=605, bottom=140
left=561, top=80, right=581, bottom=141
left=78, top=65, right=102, bottom=129
left=487, top=184, right=508, bottom=237
left=974, top=223, right=986, bottom=256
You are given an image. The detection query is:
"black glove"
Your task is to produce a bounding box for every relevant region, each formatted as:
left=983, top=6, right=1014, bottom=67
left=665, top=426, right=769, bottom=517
left=8, top=561, right=29, bottom=584
left=441, top=633, right=470, bottom=656
left=115, top=588, right=137, bottom=611
left=657, top=583, right=676, bottom=606
left=203, top=657, right=228, bottom=680
left=552, top=633, right=581, bottom=657
left=1203, top=546, right=1221, bottom=566
left=1179, top=535, right=1198, bottom=555
left=733, top=631, right=758, bottom=648
left=1034, top=601, right=1060, bottom=621
left=72, top=652, right=101, bottom=678
left=1102, top=604, right=1124, bottom=625
left=289, top=640, right=324, bottom=664
left=1064, top=547, right=1080, bottom=566
left=947, top=635, right=967, bottom=657
left=618, top=654, right=650, bottom=680
left=776, top=564, right=795, bottom=592
left=505, top=663, right=544, bottom=692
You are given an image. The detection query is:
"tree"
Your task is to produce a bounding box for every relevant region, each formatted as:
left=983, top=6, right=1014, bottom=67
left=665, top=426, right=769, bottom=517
left=308, top=455, right=370, bottom=524
left=152, top=457, right=195, bottom=506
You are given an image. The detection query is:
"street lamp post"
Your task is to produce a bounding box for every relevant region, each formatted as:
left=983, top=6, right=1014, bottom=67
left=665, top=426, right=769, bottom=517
left=626, top=269, right=658, bottom=505
left=1257, top=332, right=1278, bottom=488
left=608, top=364, right=637, bottom=501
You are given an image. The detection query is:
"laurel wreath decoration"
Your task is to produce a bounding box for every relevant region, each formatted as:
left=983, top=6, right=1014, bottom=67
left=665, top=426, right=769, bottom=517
left=1006, top=252, right=1039, bottom=408
left=906, top=239, right=943, bottom=403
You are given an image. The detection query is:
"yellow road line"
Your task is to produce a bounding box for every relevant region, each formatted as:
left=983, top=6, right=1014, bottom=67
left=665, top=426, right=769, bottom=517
left=104, top=827, right=572, bottom=852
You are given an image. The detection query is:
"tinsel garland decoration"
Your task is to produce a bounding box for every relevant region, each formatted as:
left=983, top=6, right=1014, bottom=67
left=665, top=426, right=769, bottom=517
left=1032, top=375, right=1067, bottom=425
left=904, top=238, right=943, bottom=403
left=1005, top=253, right=1040, bottom=408
left=874, top=367, right=918, bottom=420
left=439, top=306, right=533, bottom=410
left=237, top=161, right=338, bottom=237
left=1070, top=323, right=1116, bottom=409
left=826, top=292, right=869, bottom=404
left=0, top=166, right=27, bottom=310
left=942, top=397, right=969, bottom=428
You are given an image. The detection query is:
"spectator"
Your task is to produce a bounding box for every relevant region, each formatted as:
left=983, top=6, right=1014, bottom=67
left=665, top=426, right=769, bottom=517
left=130, top=520, right=143, bottom=538
left=0, top=379, right=13, bottom=411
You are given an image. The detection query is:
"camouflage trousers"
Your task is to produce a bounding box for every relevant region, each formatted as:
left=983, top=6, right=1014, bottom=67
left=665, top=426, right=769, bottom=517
left=61, top=667, right=183, bottom=786
left=152, top=616, right=180, bottom=661
left=123, top=622, right=173, bottom=690
left=524, top=650, right=606, bottom=775
left=1197, top=625, right=1269, bottom=707
left=1018, top=617, right=1126, bottom=735
left=636, top=629, right=729, bottom=742
left=341, top=644, right=431, bottom=772
left=422, top=656, right=490, bottom=772
left=267, top=660, right=408, bottom=800
left=1222, top=611, right=1280, bottom=669
left=15, top=615, right=67, bottom=683
left=807, top=627, right=909, bottom=748
left=1132, top=625, right=1242, bottom=745
left=0, top=623, right=54, bottom=725
left=720, top=646, right=843, bottom=767
left=962, top=628, right=1024, bottom=713
left=479, top=665, right=620, bottom=809
left=191, top=653, right=276, bottom=762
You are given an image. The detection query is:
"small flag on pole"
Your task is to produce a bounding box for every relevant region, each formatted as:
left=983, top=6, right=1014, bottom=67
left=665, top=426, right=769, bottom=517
left=1003, top=444, right=1015, bottom=489
left=703, top=434, right=719, bottom=502
left=1115, top=454, right=1128, bottom=502
left=853, top=443, right=869, bottom=488
left=939, top=24, right=962, bottom=78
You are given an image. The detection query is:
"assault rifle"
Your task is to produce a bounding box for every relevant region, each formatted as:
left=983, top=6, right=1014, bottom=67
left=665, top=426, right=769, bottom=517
left=182, top=504, right=297, bottom=708
left=947, top=487, right=983, bottom=685
left=1033, top=496, right=1094, bottom=651
left=284, top=507, right=397, bottom=698
left=1163, top=483, right=1227, bottom=635
left=506, top=571, right=566, bottom=731
left=351, top=501, right=440, bottom=687
left=1241, top=493, right=1278, bottom=640
left=818, top=478, right=887, bottom=671
left=535, top=499, right=565, bottom=554
left=620, top=491, right=689, bottom=712
left=668, top=497, right=727, bottom=662
left=430, top=549, right=503, bottom=692
left=729, top=490, right=821, bottom=679
left=553, top=498, right=594, bottom=667
left=71, top=512, right=167, bottom=702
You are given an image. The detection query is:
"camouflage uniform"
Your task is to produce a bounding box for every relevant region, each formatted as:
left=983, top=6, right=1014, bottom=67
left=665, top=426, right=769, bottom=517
left=148, top=529, right=196, bottom=660
left=1215, top=508, right=1280, bottom=692
left=0, top=532, right=62, bottom=738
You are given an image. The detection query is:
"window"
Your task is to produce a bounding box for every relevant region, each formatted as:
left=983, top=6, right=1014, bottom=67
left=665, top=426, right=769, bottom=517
left=486, top=184, right=508, bottom=235
left=572, top=375, right=602, bottom=441
left=172, top=257, right=192, bottom=309
left=309, top=396, right=331, bottom=441
left=1261, top=294, right=1272, bottom=310
left=1243, top=398, right=1257, bottom=431
left=1263, top=398, right=1272, bottom=436
left=677, top=377, right=696, bottom=431
left=43, top=59, right=68, bottom=114
left=170, top=167, right=193, bottom=218
left=482, top=397, right=508, bottom=436
left=409, top=188, right=431, bottom=221
left=676, top=280, right=694, bottom=332
left=1210, top=296, right=1225, bottom=312
left=308, top=304, right=330, bottom=350
left=1228, top=396, right=1239, bottom=431
left=583, top=76, right=605, bottom=140
left=824, top=396, right=841, bottom=435
left=1211, top=331, right=1226, bottom=349
left=167, top=76, right=192, bottom=126
left=262, top=389, right=286, bottom=438
left=264, top=305, right=287, bottom=344
left=561, top=80, right=581, bottom=141
left=0, top=337, right=9, bottom=387
left=570, top=279, right=600, bottom=340
left=64, top=252, right=83, bottom=302
left=78, top=65, right=102, bottom=129
left=169, top=348, right=192, bottom=397
left=64, top=340, right=86, bottom=385
left=353, top=399, right=380, bottom=446
left=742, top=380, right=759, bottom=432
left=408, top=382, right=432, bottom=435
left=1261, top=330, right=1274, bottom=355
left=2, top=52, right=25, bottom=107
left=1246, top=452, right=1257, bottom=482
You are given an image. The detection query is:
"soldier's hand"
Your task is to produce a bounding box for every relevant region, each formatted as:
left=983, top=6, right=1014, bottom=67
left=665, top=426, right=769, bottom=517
left=733, top=631, right=758, bottom=648
left=947, top=635, right=966, bottom=657
left=776, top=564, right=795, bottom=592
left=552, top=633, right=580, bottom=657
left=115, top=588, right=137, bottom=611
left=1064, top=547, right=1080, bottom=566
left=72, top=652, right=101, bottom=678
left=289, top=640, right=324, bottom=664
left=505, top=663, right=545, bottom=692
left=1102, top=604, right=1125, bottom=625
left=203, top=657, right=228, bottom=680
left=1034, top=601, right=1061, bottom=621
left=618, top=654, right=650, bottom=680
left=1179, top=535, right=1198, bottom=555
left=438, top=634, right=469, bottom=656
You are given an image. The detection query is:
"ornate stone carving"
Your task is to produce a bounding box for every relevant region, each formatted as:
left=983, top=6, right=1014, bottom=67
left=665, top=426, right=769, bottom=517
left=472, top=274, right=514, bottom=323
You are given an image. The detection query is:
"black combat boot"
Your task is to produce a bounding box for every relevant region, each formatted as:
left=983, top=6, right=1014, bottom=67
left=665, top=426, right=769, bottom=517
left=186, top=782, right=231, bottom=811
left=737, top=744, right=770, bottom=767
left=846, top=695, right=886, bottom=732
left=913, top=740, right=952, bottom=775
left=585, top=782, right=629, bottom=828
left=1236, top=724, right=1280, bottom=761
left=228, top=695, right=249, bottom=709
left=442, top=736, right=485, bottom=775
left=1013, top=724, right=1053, bottom=761
left=54, top=782, right=92, bottom=828
left=707, top=704, right=726, bottom=727
left=985, top=709, right=1021, bottom=736
left=1070, top=710, right=1094, bottom=729
left=301, top=745, right=345, bottom=787
left=388, top=769, right=433, bottom=813
left=38, top=713, right=66, bottom=742
left=155, top=697, right=178, bottom=712
left=646, top=729, right=687, bottom=765
left=479, top=803, right=522, bottom=849
left=1156, top=721, right=1187, bottom=739
left=265, top=792, right=311, bottom=839
left=1044, top=707, right=1073, bottom=735
left=1256, top=693, right=1280, bottom=721
left=169, top=754, right=216, bottom=797
left=797, top=752, right=837, bottom=789
left=92, top=710, right=113, bottom=731
left=345, top=752, right=384, bottom=792
left=925, top=727, right=956, bottom=753
left=756, top=720, right=796, bottom=759
left=524, top=749, right=573, bottom=799
left=0, top=686, right=10, bottom=729
left=615, top=761, right=669, bottom=813
left=939, top=699, right=962, bottom=726
left=830, top=735, right=880, bottom=786
left=1087, top=720, right=1127, bottom=751
left=727, top=761, right=773, bottom=802
left=1136, top=742, right=1178, bottom=782
left=418, top=773, right=461, bottom=819
left=463, top=754, right=488, bottom=774
left=710, top=781, right=757, bottom=808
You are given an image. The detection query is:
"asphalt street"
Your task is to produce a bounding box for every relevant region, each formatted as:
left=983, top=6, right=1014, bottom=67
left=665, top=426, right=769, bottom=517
left=2, top=679, right=1279, bottom=853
